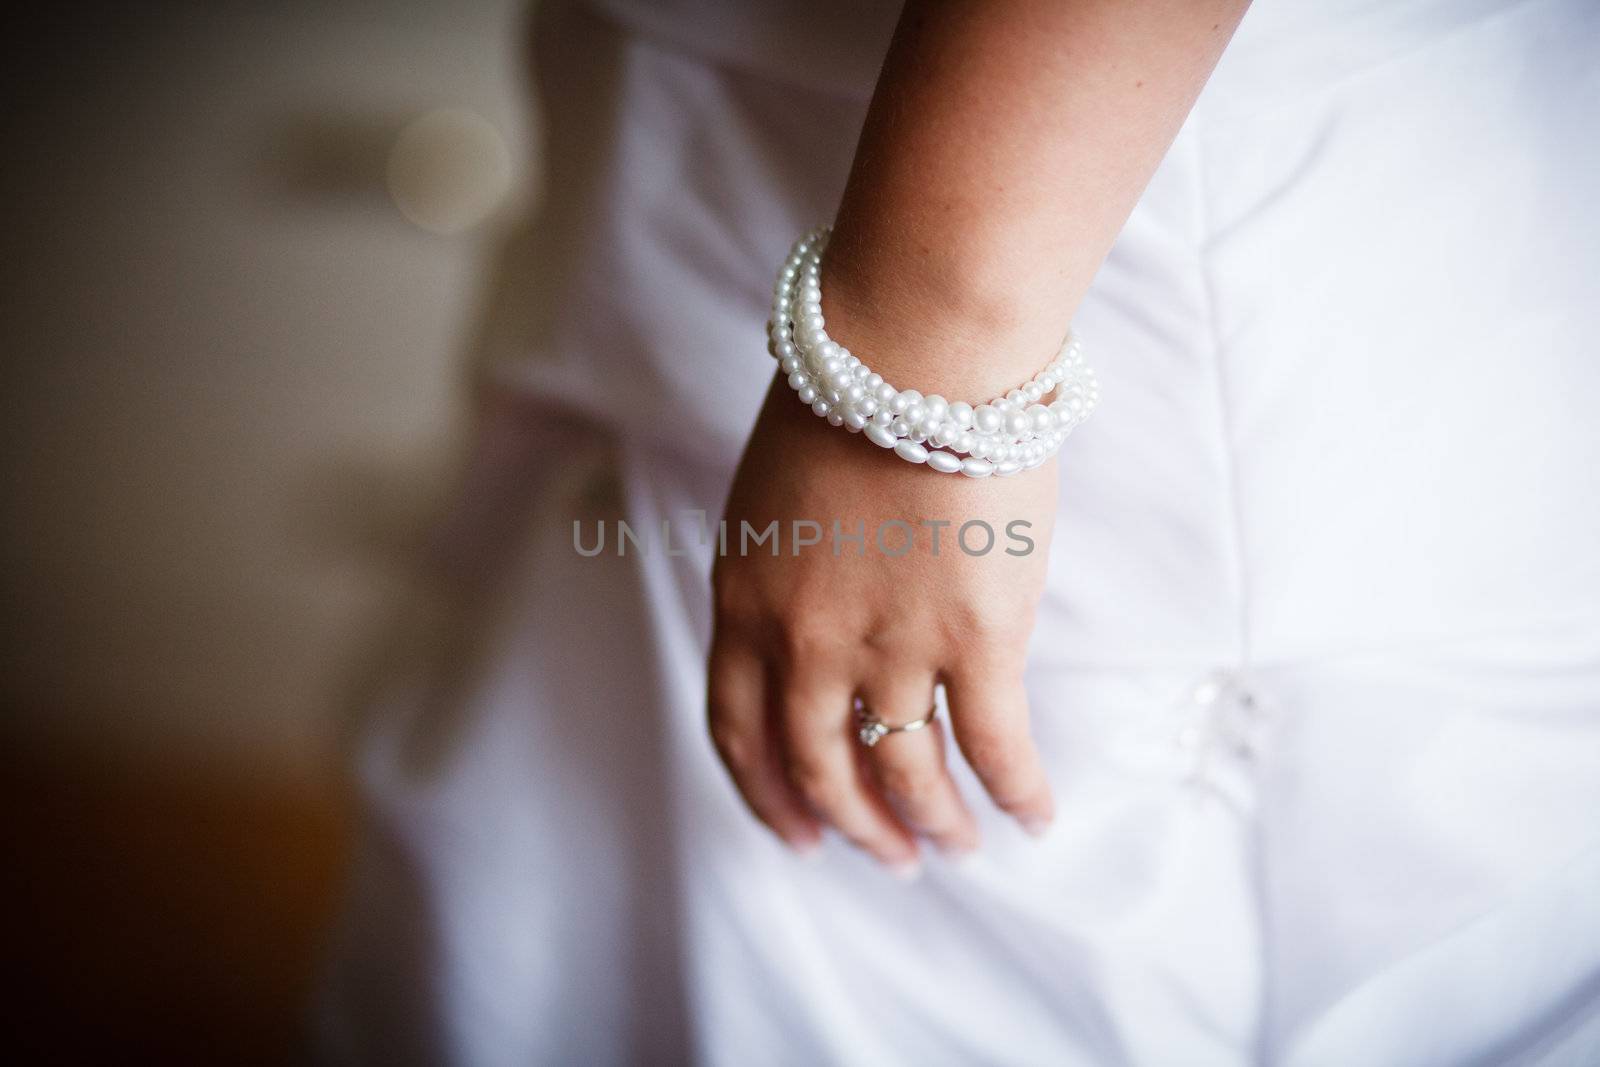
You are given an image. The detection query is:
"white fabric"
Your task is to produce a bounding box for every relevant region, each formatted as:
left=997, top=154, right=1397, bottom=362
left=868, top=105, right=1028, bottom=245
left=317, top=1, right=1600, bottom=1063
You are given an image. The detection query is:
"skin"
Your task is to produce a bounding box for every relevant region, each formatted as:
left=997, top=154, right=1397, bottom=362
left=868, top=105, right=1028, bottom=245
left=710, top=0, right=1250, bottom=874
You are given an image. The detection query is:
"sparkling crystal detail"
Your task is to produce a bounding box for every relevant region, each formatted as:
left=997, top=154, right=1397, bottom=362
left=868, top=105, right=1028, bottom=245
left=858, top=720, right=889, bottom=747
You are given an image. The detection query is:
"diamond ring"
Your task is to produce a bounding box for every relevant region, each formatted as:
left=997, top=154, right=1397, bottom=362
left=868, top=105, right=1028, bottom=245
left=856, top=701, right=938, bottom=748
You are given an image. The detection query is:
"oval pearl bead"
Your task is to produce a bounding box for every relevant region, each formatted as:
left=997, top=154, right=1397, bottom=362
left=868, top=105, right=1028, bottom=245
left=926, top=450, right=963, bottom=474
left=865, top=423, right=898, bottom=449
left=961, top=458, right=995, bottom=478
left=894, top=440, right=929, bottom=464
left=995, top=460, right=1022, bottom=477
left=973, top=405, right=1002, bottom=433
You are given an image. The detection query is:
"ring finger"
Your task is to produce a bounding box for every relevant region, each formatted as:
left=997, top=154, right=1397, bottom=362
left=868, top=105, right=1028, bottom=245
left=857, top=675, right=979, bottom=855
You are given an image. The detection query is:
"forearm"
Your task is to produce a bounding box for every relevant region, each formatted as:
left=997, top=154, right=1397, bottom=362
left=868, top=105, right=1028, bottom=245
left=824, top=0, right=1248, bottom=398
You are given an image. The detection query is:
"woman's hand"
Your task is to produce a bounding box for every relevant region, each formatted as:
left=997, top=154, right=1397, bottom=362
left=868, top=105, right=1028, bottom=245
left=704, top=0, right=1248, bottom=872
left=708, top=377, right=1058, bottom=872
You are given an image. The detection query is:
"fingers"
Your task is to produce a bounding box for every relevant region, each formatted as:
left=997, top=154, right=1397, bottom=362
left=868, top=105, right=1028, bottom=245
left=776, top=665, right=921, bottom=873
left=707, top=638, right=821, bottom=852
left=857, top=676, right=979, bottom=856
left=942, top=662, right=1055, bottom=836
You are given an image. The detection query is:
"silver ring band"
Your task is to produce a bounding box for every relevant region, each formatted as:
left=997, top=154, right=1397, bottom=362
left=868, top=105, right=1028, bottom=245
left=856, top=702, right=938, bottom=748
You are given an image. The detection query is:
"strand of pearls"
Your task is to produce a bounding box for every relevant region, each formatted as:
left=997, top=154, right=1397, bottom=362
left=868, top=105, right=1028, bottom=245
left=768, top=227, right=1099, bottom=477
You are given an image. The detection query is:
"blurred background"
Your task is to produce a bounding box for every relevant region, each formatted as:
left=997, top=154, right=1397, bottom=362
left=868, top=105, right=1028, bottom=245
left=1, top=1, right=539, bottom=1058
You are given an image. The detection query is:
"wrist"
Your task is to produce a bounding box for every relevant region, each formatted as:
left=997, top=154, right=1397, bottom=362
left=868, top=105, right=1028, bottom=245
left=819, top=228, right=1069, bottom=400
left=771, top=227, right=1097, bottom=480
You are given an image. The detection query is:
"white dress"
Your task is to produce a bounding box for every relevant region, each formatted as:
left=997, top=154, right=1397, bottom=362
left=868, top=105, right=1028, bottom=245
left=316, top=1, right=1600, bottom=1063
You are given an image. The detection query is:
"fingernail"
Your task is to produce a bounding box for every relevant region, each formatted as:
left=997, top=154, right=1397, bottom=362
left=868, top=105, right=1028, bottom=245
left=1021, top=817, right=1053, bottom=839
left=792, top=837, right=823, bottom=862
left=889, top=858, right=923, bottom=882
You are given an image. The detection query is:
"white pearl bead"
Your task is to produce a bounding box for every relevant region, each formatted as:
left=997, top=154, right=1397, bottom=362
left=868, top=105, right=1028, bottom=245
left=955, top=431, right=975, bottom=454
left=874, top=382, right=896, bottom=405
left=890, top=416, right=912, bottom=437
left=865, top=373, right=884, bottom=390
left=857, top=396, right=879, bottom=417
left=780, top=356, right=802, bottom=375
left=845, top=384, right=866, bottom=404
left=1028, top=405, right=1055, bottom=432
left=995, top=459, right=1021, bottom=477
left=812, top=399, right=831, bottom=417
left=948, top=401, right=974, bottom=429
left=827, top=410, right=845, bottom=426
left=1004, top=410, right=1029, bottom=436
left=961, top=458, right=995, bottom=478
left=844, top=411, right=867, bottom=431
left=894, top=440, right=929, bottom=464
left=797, top=385, right=818, bottom=404
left=973, top=405, right=1002, bottom=433
left=903, top=401, right=925, bottom=424
left=871, top=409, right=894, bottom=427
left=865, top=423, right=898, bottom=449
left=787, top=371, right=809, bottom=391
left=922, top=395, right=948, bottom=421
left=926, top=450, right=963, bottom=474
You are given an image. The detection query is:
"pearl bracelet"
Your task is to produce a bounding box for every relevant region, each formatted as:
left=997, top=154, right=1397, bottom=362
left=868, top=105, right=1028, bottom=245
left=767, top=227, right=1099, bottom=477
